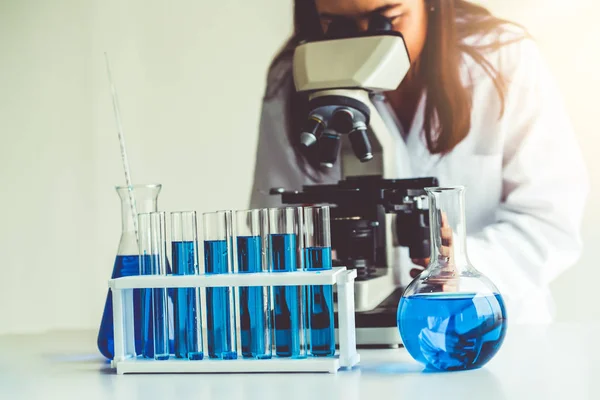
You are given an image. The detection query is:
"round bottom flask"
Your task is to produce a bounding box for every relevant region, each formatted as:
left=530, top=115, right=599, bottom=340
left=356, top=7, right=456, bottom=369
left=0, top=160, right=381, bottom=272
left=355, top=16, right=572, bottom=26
left=397, top=187, right=507, bottom=371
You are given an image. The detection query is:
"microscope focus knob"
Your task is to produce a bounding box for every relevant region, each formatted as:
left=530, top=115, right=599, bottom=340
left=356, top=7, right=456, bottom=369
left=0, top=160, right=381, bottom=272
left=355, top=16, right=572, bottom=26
left=331, top=108, right=355, bottom=134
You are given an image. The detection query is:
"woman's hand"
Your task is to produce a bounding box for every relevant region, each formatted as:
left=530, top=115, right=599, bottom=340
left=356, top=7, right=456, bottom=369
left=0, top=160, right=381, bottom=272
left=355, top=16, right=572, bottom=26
left=410, top=257, right=429, bottom=278
left=410, top=212, right=454, bottom=278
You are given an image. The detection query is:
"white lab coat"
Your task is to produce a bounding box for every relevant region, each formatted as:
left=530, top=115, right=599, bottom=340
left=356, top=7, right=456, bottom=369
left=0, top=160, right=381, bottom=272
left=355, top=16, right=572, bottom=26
left=249, top=31, right=589, bottom=324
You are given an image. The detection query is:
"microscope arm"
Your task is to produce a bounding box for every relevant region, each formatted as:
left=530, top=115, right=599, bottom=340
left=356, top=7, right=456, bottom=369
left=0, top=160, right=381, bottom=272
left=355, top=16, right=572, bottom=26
left=366, top=98, right=414, bottom=179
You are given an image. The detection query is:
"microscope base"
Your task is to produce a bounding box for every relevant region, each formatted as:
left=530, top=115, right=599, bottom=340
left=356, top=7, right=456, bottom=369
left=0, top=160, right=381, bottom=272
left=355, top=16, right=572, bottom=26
left=352, top=268, right=398, bottom=312
left=354, top=327, right=402, bottom=347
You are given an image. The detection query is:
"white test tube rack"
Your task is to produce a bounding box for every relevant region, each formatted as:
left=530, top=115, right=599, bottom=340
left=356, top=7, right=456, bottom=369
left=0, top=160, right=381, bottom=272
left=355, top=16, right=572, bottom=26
left=109, top=267, right=360, bottom=374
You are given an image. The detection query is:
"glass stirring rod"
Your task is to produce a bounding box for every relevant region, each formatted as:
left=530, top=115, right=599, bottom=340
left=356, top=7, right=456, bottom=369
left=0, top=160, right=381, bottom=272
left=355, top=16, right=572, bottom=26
left=104, top=51, right=139, bottom=240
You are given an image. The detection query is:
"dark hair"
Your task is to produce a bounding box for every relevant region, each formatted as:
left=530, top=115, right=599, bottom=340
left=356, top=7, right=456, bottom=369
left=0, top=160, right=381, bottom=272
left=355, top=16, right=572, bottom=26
left=270, top=0, right=527, bottom=171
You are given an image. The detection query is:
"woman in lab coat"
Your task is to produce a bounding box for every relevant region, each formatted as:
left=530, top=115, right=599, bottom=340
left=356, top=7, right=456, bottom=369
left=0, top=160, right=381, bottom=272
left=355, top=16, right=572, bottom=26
left=249, top=0, right=589, bottom=323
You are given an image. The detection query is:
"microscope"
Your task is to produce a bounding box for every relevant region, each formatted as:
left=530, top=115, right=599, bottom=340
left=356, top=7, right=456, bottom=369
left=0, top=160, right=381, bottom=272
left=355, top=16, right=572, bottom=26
left=271, top=15, right=438, bottom=346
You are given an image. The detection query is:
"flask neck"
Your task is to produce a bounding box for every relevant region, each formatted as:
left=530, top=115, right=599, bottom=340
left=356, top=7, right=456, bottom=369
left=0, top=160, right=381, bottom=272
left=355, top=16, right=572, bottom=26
left=121, top=203, right=136, bottom=233
left=427, top=187, right=471, bottom=271
left=117, top=185, right=161, bottom=234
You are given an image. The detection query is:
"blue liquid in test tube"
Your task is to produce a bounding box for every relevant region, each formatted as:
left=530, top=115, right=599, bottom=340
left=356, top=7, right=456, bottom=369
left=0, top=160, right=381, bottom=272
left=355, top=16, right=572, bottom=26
left=305, top=247, right=335, bottom=356
left=237, top=235, right=271, bottom=359
left=152, top=284, right=169, bottom=360
left=140, top=253, right=169, bottom=360
left=139, top=256, right=174, bottom=359
left=172, top=240, right=203, bottom=360
left=138, top=212, right=169, bottom=360
left=204, top=239, right=237, bottom=359
left=140, top=254, right=155, bottom=358
left=303, top=206, right=335, bottom=357
left=271, top=233, right=305, bottom=358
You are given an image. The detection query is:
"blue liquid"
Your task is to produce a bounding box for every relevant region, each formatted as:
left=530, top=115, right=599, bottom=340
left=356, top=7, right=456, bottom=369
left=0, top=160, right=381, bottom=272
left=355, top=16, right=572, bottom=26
left=237, top=236, right=271, bottom=359
left=172, top=241, right=203, bottom=360
left=140, top=254, right=155, bottom=358
left=204, top=240, right=237, bottom=360
left=152, top=286, right=169, bottom=360
left=270, top=233, right=305, bottom=358
left=305, top=247, right=335, bottom=357
left=140, top=254, right=169, bottom=360
left=398, top=293, right=507, bottom=371
left=97, top=255, right=144, bottom=359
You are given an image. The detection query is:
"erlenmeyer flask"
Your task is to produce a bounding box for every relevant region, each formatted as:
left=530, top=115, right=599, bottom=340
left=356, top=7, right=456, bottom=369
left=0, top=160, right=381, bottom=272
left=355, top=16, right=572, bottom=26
left=97, top=184, right=162, bottom=359
left=397, top=186, right=507, bottom=371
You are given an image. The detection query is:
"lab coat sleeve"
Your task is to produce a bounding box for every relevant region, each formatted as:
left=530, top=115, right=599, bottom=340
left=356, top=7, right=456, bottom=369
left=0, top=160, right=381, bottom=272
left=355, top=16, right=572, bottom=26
left=466, top=39, right=589, bottom=318
left=249, top=59, right=339, bottom=209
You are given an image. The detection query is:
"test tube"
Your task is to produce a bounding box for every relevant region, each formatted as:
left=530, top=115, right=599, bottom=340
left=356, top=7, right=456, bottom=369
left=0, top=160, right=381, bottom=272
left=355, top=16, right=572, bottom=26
left=171, top=211, right=204, bottom=360
left=138, top=212, right=170, bottom=360
left=138, top=212, right=154, bottom=359
left=203, top=210, right=238, bottom=359
left=268, top=207, right=307, bottom=358
left=235, top=209, right=272, bottom=359
left=304, top=206, right=335, bottom=357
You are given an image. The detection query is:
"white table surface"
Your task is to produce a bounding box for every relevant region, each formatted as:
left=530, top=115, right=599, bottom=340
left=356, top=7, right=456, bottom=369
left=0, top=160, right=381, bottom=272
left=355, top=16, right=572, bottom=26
left=0, top=323, right=598, bottom=400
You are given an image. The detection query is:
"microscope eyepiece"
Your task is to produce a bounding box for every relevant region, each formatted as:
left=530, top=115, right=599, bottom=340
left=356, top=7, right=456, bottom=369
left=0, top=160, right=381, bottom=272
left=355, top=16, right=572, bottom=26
left=368, top=14, right=393, bottom=32
left=349, top=122, right=373, bottom=162
left=300, top=114, right=325, bottom=147
left=318, top=129, right=342, bottom=168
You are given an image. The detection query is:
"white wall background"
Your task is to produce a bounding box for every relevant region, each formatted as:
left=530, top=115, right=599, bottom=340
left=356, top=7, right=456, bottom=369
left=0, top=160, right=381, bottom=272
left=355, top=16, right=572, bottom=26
left=0, top=0, right=596, bottom=334
left=0, top=0, right=293, bottom=334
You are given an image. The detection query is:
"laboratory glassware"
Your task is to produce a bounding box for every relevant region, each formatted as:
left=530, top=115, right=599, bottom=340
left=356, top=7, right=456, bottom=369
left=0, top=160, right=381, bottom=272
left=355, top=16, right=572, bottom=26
left=171, top=211, right=204, bottom=360
left=304, top=206, right=335, bottom=357
left=235, top=209, right=272, bottom=359
left=97, top=184, right=161, bottom=360
left=269, top=207, right=307, bottom=359
left=203, top=210, right=238, bottom=359
left=138, top=212, right=170, bottom=360
left=397, top=186, right=507, bottom=371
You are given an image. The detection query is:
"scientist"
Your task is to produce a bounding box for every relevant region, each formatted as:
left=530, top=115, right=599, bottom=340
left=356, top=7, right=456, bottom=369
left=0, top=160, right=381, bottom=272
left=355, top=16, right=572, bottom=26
left=250, top=0, right=589, bottom=323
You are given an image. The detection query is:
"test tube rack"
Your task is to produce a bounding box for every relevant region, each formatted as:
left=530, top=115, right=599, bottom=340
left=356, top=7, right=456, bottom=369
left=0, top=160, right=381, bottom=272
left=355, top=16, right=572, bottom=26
left=109, top=267, right=360, bottom=374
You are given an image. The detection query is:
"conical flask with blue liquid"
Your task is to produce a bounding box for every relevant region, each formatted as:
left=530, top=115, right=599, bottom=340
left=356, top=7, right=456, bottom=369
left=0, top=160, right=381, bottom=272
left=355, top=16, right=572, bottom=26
left=97, top=184, right=162, bottom=359
left=397, top=186, right=508, bottom=371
